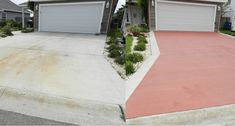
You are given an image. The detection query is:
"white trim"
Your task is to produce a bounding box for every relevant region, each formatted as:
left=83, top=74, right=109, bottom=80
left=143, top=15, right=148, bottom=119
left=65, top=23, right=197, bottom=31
left=213, top=5, right=217, bottom=32
left=157, top=0, right=218, bottom=7
left=155, top=0, right=158, bottom=31
left=2, top=9, right=30, bottom=14
left=38, top=1, right=105, bottom=33
left=155, top=0, right=217, bottom=32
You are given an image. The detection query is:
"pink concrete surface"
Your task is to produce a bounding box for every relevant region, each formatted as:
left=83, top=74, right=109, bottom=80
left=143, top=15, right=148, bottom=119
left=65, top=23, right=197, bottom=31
left=126, top=32, right=235, bottom=119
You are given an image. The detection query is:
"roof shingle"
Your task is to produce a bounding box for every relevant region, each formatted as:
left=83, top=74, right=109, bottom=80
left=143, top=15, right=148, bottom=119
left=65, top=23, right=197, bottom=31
left=0, top=0, right=22, bottom=12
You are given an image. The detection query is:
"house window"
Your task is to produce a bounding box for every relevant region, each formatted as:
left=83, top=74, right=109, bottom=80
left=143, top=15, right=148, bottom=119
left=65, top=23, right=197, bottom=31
left=126, top=12, right=129, bottom=22
left=2, top=12, right=6, bottom=20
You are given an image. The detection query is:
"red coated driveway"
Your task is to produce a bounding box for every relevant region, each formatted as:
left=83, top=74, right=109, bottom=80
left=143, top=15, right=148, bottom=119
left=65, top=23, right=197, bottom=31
left=126, top=32, right=235, bottom=119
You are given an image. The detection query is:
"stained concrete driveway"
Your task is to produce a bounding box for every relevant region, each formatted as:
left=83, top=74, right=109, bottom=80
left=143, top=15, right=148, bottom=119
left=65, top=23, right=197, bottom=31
left=127, top=32, right=235, bottom=119
left=0, top=32, right=124, bottom=105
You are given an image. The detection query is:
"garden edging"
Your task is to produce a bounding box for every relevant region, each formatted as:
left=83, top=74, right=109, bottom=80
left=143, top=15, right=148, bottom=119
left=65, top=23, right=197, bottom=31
left=125, top=31, right=160, bottom=101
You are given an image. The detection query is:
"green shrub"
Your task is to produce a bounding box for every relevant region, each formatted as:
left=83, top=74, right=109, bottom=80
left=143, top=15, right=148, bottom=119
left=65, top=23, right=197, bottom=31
left=0, top=21, right=7, bottom=28
left=108, top=28, right=122, bottom=38
left=134, top=42, right=146, bottom=51
left=5, top=20, right=21, bottom=30
left=107, top=43, right=120, bottom=52
left=127, top=53, right=143, bottom=63
left=125, top=61, right=135, bottom=75
left=1, top=26, right=13, bottom=36
left=138, top=35, right=147, bottom=43
left=140, top=25, right=150, bottom=33
left=0, top=33, right=7, bottom=38
left=129, top=25, right=141, bottom=37
left=108, top=49, right=121, bottom=58
left=21, top=28, right=33, bottom=33
left=115, top=55, right=125, bottom=65
left=106, top=37, right=117, bottom=45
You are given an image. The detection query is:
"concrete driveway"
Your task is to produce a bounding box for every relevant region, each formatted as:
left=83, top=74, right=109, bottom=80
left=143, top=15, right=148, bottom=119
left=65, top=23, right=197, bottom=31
left=127, top=32, right=235, bottom=119
left=0, top=32, right=124, bottom=105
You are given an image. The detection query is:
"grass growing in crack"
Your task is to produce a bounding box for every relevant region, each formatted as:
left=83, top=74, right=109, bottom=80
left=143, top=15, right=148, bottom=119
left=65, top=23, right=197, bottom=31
left=118, top=105, right=126, bottom=122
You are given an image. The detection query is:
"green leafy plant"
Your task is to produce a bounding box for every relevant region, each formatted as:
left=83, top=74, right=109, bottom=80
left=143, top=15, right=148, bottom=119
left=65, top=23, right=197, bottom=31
left=127, top=53, right=144, bottom=63
left=1, top=26, right=13, bottom=36
left=108, top=28, right=122, bottom=38
left=134, top=42, right=146, bottom=51
left=107, top=43, right=120, bottom=52
left=108, top=49, right=121, bottom=58
left=129, top=25, right=141, bottom=37
left=140, top=24, right=150, bottom=33
left=0, top=33, right=7, bottom=38
left=125, top=61, right=135, bottom=75
left=137, top=0, right=148, bottom=25
left=138, top=35, right=147, bottom=43
left=115, top=55, right=125, bottom=65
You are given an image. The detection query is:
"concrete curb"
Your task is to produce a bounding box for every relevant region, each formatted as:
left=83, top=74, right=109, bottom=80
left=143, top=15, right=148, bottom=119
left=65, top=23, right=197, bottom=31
left=0, top=86, right=125, bottom=125
left=127, top=104, right=235, bottom=125
left=125, top=31, right=160, bottom=101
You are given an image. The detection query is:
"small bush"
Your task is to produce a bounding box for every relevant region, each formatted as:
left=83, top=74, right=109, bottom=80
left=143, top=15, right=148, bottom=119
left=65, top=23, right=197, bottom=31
left=108, top=49, right=121, bottom=58
left=107, top=43, right=120, bottom=52
left=129, top=25, right=141, bottom=37
left=125, top=61, right=135, bottom=75
left=0, top=21, right=7, bottom=28
left=134, top=42, right=146, bottom=51
left=106, top=37, right=116, bottom=45
left=127, top=53, right=143, bottom=63
left=21, top=28, right=33, bottom=33
left=108, top=28, right=122, bottom=38
left=1, top=26, right=13, bottom=36
left=115, top=55, right=125, bottom=65
left=138, top=35, right=147, bottom=43
left=0, top=33, right=7, bottom=38
left=140, top=25, right=150, bottom=33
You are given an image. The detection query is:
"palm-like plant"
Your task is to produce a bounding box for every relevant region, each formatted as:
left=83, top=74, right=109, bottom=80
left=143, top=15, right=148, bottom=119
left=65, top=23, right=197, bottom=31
left=137, top=0, right=148, bottom=24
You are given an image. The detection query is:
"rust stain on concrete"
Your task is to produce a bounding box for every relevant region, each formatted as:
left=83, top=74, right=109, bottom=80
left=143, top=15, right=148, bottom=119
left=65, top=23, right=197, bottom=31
left=0, top=46, right=59, bottom=79
left=65, top=100, right=81, bottom=109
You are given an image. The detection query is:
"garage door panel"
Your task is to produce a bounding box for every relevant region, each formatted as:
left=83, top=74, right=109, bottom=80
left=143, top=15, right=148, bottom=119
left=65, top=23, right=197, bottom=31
left=39, top=2, right=104, bottom=33
left=157, top=2, right=216, bottom=32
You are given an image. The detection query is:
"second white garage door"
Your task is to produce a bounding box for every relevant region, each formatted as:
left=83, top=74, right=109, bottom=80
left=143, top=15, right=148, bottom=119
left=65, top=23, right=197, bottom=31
left=156, top=1, right=217, bottom=32
left=39, top=2, right=104, bottom=34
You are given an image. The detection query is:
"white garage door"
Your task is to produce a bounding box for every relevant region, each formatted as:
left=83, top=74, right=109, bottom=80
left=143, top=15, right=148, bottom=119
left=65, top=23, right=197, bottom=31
left=156, top=1, right=217, bottom=32
left=39, top=2, right=104, bottom=33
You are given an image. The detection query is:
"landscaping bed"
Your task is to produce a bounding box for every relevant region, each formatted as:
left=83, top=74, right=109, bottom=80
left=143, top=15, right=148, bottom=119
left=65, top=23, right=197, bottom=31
left=104, top=28, right=126, bottom=78
left=125, top=25, right=151, bottom=78
left=0, top=20, right=33, bottom=39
